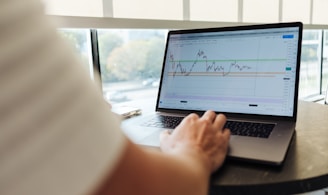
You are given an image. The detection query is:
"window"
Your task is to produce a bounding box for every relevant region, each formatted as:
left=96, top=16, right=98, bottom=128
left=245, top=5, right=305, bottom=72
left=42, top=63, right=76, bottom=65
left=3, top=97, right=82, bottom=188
left=57, top=27, right=328, bottom=104
left=298, top=29, right=328, bottom=100
left=299, top=30, right=322, bottom=98
left=96, top=29, right=327, bottom=103
left=96, top=29, right=168, bottom=104
left=322, top=30, right=328, bottom=93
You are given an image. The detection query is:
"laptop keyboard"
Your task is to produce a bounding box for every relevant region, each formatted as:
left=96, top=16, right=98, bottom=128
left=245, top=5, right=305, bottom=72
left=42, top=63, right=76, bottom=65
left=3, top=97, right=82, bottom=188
left=142, top=115, right=275, bottom=138
left=224, top=121, right=275, bottom=138
left=142, top=115, right=184, bottom=129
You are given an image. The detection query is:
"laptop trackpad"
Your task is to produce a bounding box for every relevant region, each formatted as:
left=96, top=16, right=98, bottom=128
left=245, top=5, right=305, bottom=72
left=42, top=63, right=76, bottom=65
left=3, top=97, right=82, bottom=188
left=138, top=130, right=162, bottom=147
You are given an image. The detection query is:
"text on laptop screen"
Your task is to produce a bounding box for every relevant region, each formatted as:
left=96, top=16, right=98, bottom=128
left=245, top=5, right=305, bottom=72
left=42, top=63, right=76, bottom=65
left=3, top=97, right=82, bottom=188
left=158, top=26, right=300, bottom=117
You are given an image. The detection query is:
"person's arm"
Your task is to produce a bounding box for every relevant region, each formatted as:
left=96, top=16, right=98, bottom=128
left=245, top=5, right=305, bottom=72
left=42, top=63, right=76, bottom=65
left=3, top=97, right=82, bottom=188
left=94, top=111, right=230, bottom=195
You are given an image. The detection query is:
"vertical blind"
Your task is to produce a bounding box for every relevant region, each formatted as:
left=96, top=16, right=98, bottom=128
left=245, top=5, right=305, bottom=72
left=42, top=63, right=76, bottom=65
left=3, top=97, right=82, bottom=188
left=42, top=0, right=103, bottom=17
left=243, top=0, right=279, bottom=23
left=313, top=0, right=328, bottom=24
left=43, top=0, right=328, bottom=25
left=189, top=0, right=238, bottom=22
left=113, top=0, right=183, bottom=20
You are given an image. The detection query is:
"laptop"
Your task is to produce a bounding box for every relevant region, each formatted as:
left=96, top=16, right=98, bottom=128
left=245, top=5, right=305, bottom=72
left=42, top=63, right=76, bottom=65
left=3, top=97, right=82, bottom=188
left=121, top=22, right=303, bottom=166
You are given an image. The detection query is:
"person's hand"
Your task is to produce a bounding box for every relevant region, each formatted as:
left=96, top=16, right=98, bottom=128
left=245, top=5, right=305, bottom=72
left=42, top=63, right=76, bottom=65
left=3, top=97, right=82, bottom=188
left=160, top=110, right=230, bottom=173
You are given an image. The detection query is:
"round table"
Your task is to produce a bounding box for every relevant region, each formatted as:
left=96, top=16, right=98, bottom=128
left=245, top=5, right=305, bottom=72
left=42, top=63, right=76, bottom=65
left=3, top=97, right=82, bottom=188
left=210, top=101, right=328, bottom=194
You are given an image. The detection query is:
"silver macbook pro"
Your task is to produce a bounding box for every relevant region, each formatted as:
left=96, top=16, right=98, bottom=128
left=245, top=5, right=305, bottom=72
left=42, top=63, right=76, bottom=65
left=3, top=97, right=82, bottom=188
left=121, top=22, right=303, bottom=165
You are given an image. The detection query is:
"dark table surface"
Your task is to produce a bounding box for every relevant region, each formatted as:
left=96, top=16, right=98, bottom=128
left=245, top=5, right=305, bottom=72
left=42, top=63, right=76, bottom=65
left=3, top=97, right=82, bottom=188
left=209, top=100, right=328, bottom=195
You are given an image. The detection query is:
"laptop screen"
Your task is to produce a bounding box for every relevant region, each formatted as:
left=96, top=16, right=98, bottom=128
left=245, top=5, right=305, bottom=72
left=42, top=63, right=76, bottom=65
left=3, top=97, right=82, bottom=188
left=157, top=23, right=302, bottom=117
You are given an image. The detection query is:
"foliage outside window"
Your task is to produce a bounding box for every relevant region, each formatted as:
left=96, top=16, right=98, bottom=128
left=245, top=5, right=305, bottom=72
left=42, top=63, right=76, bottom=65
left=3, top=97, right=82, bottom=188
left=97, top=29, right=167, bottom=103
left=98, top=29, right=166, bottom=82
